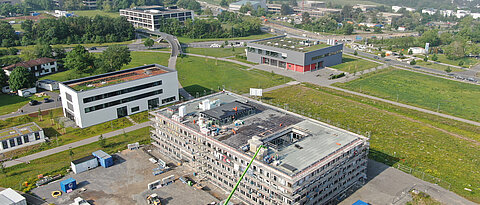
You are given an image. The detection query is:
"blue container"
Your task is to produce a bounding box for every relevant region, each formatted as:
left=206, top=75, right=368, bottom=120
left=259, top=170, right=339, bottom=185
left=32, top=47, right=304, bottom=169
left=92, top=150, right=114, bottom=168
left=60, top=178, right=76, bottom=193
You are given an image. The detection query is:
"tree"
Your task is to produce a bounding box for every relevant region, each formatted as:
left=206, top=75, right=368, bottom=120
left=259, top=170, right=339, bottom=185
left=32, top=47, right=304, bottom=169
left=302, top=12, right=311, bottom=24
left=353, top=50, right=358, bottom=55
left=220, top=0, right=228, bottom=7
left=144, top=38, right=154, bottom=48
left=431, top=54, right=438, bottom=61
left=381, top=52, right=386, bottom=58
left=445, top=67, right=452, bottom=73
left=0, top=69, right=8, bottom=88
left=8, top=67, right=36, bottom=91
left=343, top=23, right=354, bottom=35
left=69, top=148, right=74, bottom=161
left=52, top=46, right=66, bottom=59
left=410, top=59, right=416, bottom=65
left=458, top=61, right=464, bottom=66
left=204, top=8, right=213, bottom=16
left=64, top=45, right=96, bottom=74
left=99, top=45, right=131, bottom=73
left=408, top=49, right=413, bottom=55
left=423, top=56, right=428, bottom=62
left=373, top=26, right=382, bottom=34
left=281, top=4, right=293, bottom=15
left=444, top=41, right=465, bottom=60
left=99, top=134, right=106, bottom=148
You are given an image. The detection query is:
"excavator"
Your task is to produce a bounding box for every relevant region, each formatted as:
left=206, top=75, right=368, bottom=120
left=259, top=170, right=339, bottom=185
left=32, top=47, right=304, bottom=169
left=146, top=193, right=161, bottom=205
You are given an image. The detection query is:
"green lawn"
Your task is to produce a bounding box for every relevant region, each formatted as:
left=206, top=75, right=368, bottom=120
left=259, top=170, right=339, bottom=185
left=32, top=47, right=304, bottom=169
left=263, top=84, right=480, bottom=203
left=40, top=51, right=170, bottom=82
left=434, top=54, right=480, bottom=68
left=185, top=47, right=246, bottom=58
left=0, top=107, right=133, bottom=159
left=416, top=60, right=464, bottom=72
left=0, top=94, right=30, bottom=116
left=130, top=111, right=150, bottom=123
left=0, top=127, right=150, bottom=192
left=334, top=68, right=480, bottom=122
left=72, top=10, right=120, bottom=18
left=227, top=56, right=258, bottom=65
left=330, top=56, right=381, bottom=73
left=177, top=33, right=275, bottom=44
left=176, top=55, right=293, bottom=95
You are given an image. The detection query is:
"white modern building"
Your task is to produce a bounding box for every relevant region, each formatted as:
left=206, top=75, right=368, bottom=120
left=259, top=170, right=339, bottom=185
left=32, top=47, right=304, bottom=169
left=120, top=6, right=194, bottom=31
left=59, top=64, right=179, bottom=128
left=0, top=188, right=26, bottom=205
left=2, top=58, right=58, bottom=77
left=0, top=122, right=46, bottom=153
left=408, top=47, right=427, bottom=55
left=37, top=79, right=59, bottom=91
left=71, top=155, right=98, bottom=174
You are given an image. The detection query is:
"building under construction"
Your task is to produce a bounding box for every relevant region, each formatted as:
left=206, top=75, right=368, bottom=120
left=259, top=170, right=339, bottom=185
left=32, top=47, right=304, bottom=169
left=149, top=91, right=369, bottom=204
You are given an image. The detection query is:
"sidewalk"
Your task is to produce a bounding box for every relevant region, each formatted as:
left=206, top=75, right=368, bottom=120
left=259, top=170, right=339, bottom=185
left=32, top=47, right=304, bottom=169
left=3, top=121, right=152, bottom=168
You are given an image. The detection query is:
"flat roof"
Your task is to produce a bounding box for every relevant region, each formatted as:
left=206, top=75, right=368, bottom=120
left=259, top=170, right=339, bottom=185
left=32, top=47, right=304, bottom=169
left=154, top=92, right=364, bottom=176
left=92, top=150, right=111, bottom=159
left=121, top=7, right=192, bottom=14
left=200, top=101, right=255, bottom=121
left=0, top=122, right=41, bottom=141
left=63, top=64, right=173, bottom=92
left=250, top=35, right=333, bottom=52
left=0, top=188, right=24, bottom=203
left=72, top=155, right=96, bottom=165
left=231, top=0, right=262, bottom=6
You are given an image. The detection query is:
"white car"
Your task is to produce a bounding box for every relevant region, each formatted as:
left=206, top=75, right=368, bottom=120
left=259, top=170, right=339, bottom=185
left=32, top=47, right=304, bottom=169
left=210, top=43, right=221, bottom=48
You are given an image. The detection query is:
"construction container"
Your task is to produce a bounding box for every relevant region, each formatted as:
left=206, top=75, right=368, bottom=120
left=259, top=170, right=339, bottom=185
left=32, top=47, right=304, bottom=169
left=92, top=150, right=113, bottom=168
left=60, top=178, right=77, bottom=193
left=71, top=155, right=98, bottom=174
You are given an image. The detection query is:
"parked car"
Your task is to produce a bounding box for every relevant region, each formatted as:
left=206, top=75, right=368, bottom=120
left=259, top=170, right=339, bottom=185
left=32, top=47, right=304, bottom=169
left=89, top=47, right=97, bottom=50
left=210, top=43, right=221, bottom=48
left=44, top=98, right=51, bottom=103
left=29, top=100, right=39, bottom=106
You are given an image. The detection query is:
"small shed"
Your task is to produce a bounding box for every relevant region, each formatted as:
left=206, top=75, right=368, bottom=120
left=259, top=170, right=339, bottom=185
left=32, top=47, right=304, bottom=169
left=0, top=188, right=26, bottom=205
left=71, top=155, right=98, bottom=174
left=92, top=150, right=113, bottom=168
left=60, top=178, right=77, bottom=193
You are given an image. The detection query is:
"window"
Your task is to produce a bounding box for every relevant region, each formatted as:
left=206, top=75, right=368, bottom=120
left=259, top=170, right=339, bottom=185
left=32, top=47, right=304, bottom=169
left=162, top=96, right=176, bottom=104
left=131, top=106, right=140, bottom=113
left=85, top=89, right=163, bottom=113
left=83, top=80, right=162, bottom=103
left=257, top=49, right=263, bottom=54
left=2, top=141, right=8, bottom=149
left=35, top=132, right=40, bottom=140
left=23, top=135, right=29, bottom=143
left=65, top=93, right=72, bottom=102
left=9, top=139, right=15, bottom=147
left=16, top=137, right=22, bottom=145
left=67, top=102, right=74, bottom=111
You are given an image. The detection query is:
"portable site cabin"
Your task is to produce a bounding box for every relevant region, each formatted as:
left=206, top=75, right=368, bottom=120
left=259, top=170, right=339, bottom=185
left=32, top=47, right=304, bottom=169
left=0, top=188, right=27, bottom=205
left=60, top=178, right=77, bottom=193
left=92, top=150, right=113, bottom=168
left=71, top=155, right=98, bottom=174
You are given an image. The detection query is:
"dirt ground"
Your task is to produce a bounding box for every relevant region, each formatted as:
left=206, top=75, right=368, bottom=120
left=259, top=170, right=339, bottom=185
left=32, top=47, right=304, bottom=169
left=31, top=147, right=221, bottom=205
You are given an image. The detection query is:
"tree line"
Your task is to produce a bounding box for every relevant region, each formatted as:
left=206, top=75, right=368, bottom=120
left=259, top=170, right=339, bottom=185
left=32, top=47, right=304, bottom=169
left=1, top=15, right=135, bottom=47
left=156, top=11, right=262, bottom=39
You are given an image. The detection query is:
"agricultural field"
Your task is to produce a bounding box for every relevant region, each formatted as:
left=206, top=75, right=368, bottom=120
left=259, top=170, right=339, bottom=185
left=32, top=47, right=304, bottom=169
left=0, top=108, right=132, bottom=159
left=0, top=127, right=150, bottom=191
left=177, top=33, right=275, bottom=44
left=176, top=55, right=293, bottom=95
left=330, top=56, right=381, bottom=73
left=184, top=47, right=246, bottom=58
left=263, top=84, right=480, bottom=203
left=334, top=68, right=480, bottom=122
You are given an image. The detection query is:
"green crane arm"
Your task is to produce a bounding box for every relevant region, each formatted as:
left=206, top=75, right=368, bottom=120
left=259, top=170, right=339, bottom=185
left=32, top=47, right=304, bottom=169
left=223, top=145, right=264, bottom=205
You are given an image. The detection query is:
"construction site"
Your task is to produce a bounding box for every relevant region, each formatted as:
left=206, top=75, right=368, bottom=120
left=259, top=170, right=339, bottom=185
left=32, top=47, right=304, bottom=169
left=149, top=91, right=370, bottom=205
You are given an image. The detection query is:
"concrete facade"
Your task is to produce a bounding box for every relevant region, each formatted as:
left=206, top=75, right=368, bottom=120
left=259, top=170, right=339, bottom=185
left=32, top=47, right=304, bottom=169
left=150, top=92, right=369, bottom=205
left=247, top=36, right=343, bottom=72
left=0, top=122, right=46, bottom=153
left=59, top=64, right=179, bottom=128
left=120, top=7, right=194, bottom=31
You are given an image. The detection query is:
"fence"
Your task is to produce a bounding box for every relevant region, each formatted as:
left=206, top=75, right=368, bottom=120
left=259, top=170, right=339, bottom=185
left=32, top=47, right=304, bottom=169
left=396, top=163, right=451, bottom=191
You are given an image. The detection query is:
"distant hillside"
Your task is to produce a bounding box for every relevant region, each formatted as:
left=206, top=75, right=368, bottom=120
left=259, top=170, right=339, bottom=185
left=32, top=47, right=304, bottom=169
left=368, top=0, right=477, bottom=10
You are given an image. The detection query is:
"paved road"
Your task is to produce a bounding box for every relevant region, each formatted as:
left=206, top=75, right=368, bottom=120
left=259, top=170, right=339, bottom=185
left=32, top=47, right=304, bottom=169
left=3, top=121, right=151, bottom=168
left=340, top=160, right=476, bottom=205
left=0, top=91, right=61, bottom=120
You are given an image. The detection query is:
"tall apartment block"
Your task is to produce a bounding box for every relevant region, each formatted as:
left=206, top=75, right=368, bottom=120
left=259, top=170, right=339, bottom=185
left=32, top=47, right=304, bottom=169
left=150, top=92, right=369, bottom=204
left=120, top=6, right=194, bottom=31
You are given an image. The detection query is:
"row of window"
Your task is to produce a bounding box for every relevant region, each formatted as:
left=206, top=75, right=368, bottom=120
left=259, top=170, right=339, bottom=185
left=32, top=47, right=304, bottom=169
left=311, top=50, right=342, bottom=61
left=83, top=80, right=163, bottom=103
left=84, top=89, right=163, bottom=113
left=1, top=133, right=41, bottom=150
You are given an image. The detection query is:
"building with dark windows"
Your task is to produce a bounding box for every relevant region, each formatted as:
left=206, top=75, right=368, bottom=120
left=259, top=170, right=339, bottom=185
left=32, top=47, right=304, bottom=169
left=2, top=58, right=58, bottom=77
left=120, top=6, right=194, bottom=31
left=59, top=64, right=178, bottom=128
left=150, top=91, right=369, bottom=204
left=246, top=35, right=343, bottom=72
left=0, top=122, right=46, bottom=153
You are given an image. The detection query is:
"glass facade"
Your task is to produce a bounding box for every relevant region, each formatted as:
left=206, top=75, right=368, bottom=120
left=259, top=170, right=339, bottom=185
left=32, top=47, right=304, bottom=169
left=84, top=89, right=164, bottom=113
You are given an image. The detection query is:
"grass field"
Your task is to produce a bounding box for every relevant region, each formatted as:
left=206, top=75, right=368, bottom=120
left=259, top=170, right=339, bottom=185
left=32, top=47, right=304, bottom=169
left=227, top=56, right=258, bottom=65
left=416, top=60, right=464, bottom=72
left=0, top=94, right=30, bottom=116
left=263, top=84, right=480, bottom=203
left=334, top=68, right=480, bottom=122
left=0, top=127, right=150, bottom=192
left=40, top=51, right=170, bottom=82
left=176, top=55, right=293, bottom=95
left=184, top=47, right=246, bottom=58
left=330, top=56, right=381, bottom=73
left=0, top=108, right=133, bottom=159
left=177, top=33, right=275, bottom=44
left=72, top=10, right=120, bottom=18
left=434, top=54, right=480, bottom=68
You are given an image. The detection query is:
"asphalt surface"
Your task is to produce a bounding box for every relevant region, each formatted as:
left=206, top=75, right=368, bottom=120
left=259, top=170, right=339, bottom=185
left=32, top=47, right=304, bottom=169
left=0, top=91, right=61, bottom=120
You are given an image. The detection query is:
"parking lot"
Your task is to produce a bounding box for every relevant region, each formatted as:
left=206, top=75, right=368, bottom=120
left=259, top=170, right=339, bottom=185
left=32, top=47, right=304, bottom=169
left=32, top=147, right=219, bottom=205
